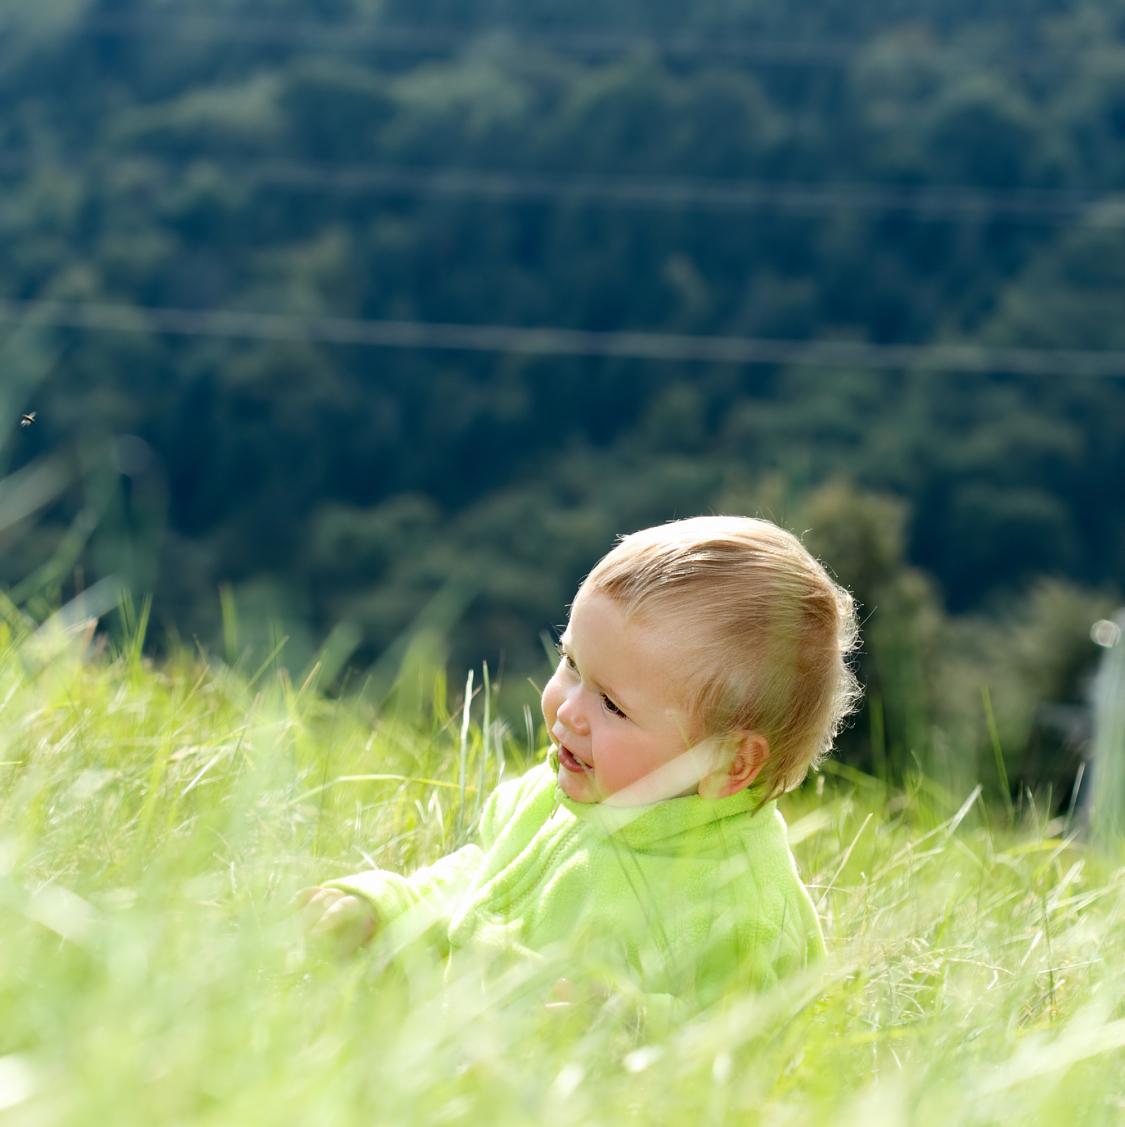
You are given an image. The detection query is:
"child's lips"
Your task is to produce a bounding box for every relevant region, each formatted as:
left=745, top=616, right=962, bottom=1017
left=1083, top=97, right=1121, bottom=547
left=558, top=745, right=592, bottom=773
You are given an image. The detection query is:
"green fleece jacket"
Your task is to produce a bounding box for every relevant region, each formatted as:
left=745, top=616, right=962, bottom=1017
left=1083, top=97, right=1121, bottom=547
left=329, top=753, right=824, bottom=1008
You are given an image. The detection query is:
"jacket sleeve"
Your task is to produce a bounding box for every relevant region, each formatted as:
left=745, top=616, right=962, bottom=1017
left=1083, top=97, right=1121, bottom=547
left=324, top=766, right=541, bottom=951
left=325, top=842, right=485, bottom=953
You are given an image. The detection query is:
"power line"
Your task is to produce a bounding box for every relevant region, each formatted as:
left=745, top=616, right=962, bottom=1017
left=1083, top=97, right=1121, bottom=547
left=29, top=12, right=904, bottom=64
left=2, top=298, right=1123, bottom=377
left=4, top=152, right=1122, bottom=226
left=41, top=10, right=1125, bottom=68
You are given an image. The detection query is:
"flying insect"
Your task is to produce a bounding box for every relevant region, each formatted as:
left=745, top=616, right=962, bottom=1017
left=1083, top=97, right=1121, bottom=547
left=20, top=411, right=36, bottom=427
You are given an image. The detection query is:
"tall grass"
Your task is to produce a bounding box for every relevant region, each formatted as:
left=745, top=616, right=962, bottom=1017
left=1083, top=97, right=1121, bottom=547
left=1, top=603, right=1123, bottom=1125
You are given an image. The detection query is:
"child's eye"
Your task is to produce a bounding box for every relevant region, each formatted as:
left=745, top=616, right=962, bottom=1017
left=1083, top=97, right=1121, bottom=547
left=601, top=694, right=627, bottom=719
left=554, top=641, right=578, bottom=672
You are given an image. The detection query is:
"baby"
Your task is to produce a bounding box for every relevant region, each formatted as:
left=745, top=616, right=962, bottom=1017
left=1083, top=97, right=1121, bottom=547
left=300, top=516, right=860, bottom=1010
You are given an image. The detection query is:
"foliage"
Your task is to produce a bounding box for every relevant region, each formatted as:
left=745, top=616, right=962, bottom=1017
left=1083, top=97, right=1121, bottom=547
left=2, top=0, right=1123, bottom=794
left=0, top=616, right=1123, bottom=1124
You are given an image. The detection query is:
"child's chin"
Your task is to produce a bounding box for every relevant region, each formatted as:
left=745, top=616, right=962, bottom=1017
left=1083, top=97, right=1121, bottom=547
left=557, top=765, right=598, bottom=803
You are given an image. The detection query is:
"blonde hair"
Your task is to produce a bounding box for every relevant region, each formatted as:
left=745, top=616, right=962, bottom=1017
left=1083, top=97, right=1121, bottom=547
left=580, top=516, right=861, bottom=801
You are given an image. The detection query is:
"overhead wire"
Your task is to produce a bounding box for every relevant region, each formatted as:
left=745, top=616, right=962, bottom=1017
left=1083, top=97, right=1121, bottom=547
left=3, top=151, right=1122, bottom=226
left=26, top=10, right=940, bottom=64
left=33, top=9, right=1125, bottom=68
left=6, top=12, right=1122, bottom=374
left=6, top=12, right=1121, bottom=226
left=1, top=298, right=1123, bottom=377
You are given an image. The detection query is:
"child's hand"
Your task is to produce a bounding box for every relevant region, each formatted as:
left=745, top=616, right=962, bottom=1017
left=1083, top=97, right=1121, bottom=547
left=545, top=976, right=611, bottom=1012
left=294, top=886, right=378, bottom=955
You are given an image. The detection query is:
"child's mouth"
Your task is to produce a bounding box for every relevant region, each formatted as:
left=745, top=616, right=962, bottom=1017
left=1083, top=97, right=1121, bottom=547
left=558, top=745, right=592, bottom=774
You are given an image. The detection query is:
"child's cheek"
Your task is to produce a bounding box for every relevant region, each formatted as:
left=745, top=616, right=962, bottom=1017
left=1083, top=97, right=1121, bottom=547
left=541, top=674, right=563, bottom=727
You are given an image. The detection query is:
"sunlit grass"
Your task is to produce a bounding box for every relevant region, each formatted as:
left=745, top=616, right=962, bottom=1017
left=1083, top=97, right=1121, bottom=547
left=1, top=604, right=1123, bottom=1125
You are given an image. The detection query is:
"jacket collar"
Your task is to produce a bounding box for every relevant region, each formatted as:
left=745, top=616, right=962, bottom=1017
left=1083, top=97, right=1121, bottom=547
left=545, top=747, right=777, bottom=851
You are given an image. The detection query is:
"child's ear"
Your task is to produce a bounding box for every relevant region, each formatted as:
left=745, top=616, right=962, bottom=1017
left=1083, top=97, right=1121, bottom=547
left=698, top=732, right=769, bottom=799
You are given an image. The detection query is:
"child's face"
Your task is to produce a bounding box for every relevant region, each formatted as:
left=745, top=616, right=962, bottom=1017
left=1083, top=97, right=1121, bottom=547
left=542, top=590, right=713, bottom=805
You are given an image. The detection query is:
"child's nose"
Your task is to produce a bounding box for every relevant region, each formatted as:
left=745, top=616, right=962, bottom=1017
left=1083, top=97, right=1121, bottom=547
left=556, top=687, right=590, bottom=735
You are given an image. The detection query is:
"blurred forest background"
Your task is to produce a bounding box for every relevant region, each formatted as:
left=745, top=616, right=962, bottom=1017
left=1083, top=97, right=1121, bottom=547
left=1, top=0, right=1124, bottom=800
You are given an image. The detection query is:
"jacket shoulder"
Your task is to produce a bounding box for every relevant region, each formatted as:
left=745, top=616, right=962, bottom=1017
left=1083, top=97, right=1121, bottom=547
left=478, top=760, right=556, bottom=846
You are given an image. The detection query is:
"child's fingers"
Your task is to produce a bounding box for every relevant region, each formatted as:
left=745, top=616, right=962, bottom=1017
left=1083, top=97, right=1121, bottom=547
left=292, top=886, right=321, bottom=909
left=311, top=895, right=374, bottom=935
left=293, top=885, right=347, bottom=914
left=308, top=894, right=378, bottom=950
left=295, top=887, right=352, bottom=934
left=548, top=977, right=575, bottom=1004
left=545, top=976, right=612, bottom=1013
left=293, top=886, right=377, bottom=956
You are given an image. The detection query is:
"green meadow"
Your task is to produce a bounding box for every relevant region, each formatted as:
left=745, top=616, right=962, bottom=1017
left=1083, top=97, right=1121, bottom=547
left=1, top=608, right=1122, bottom=1127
